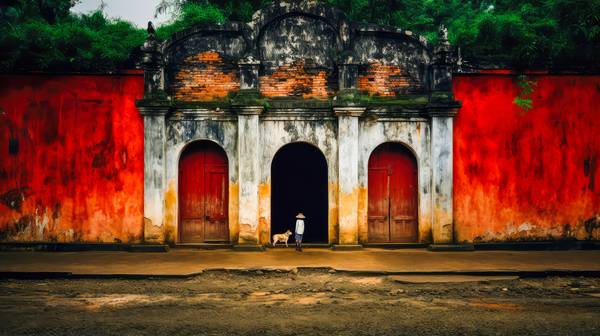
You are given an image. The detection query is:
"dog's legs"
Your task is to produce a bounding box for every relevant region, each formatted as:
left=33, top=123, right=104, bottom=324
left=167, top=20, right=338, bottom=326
left=285, top=240, right=288, bottom=248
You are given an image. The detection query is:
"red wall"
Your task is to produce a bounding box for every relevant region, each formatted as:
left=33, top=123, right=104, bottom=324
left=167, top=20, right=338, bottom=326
left=453, top=74, right=600, bottom=242
left=0, top=74, right=144, bottom=243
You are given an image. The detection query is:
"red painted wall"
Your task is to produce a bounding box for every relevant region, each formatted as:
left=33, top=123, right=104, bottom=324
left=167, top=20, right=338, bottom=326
left=453, top=74, right=600, bottom=242
left=0, top=74, right=144, bottom=243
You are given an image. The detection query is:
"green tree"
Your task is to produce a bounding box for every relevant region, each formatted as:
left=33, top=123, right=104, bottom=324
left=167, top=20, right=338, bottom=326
left=1, top=0, right=599, bottom=71
left=155, top=2, right=227, bottom=40
left=0, top=0, right=145, bottom=72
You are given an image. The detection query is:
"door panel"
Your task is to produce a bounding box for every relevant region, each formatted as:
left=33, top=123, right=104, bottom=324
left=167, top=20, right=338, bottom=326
left=368, top=143, right=418, bottom=243
left=368, top=168, right=389, bottom=242
left=180, top=219, right=204, bottom=243
left=179, top=141, right=229, bottom=243
left=179, top=148, right=205, bottom=243
left=204, top=168, right=228, bottom=241
left=389, top=151, right=418, bottom=242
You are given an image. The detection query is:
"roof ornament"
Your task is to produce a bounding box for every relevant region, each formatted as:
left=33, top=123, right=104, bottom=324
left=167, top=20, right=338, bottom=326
left=140, top=21, right=165, bottom=99
left=147, top=21, right=156, bottom=37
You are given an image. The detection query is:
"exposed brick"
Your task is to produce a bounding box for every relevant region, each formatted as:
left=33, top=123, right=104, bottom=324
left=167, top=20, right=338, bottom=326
left=259, top=59, right=332, bottom=99
left=358, top=62, right=418, bottom=96
left=173, top=51, right=240, bottom=102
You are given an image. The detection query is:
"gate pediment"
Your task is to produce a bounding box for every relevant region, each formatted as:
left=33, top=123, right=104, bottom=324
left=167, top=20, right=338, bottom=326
left=140, top=0, right=459, bottom=115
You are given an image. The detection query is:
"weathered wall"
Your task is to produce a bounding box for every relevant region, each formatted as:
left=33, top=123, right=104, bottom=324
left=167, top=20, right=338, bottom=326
left=453, top=74, right=600, bottom=242
left=259, top=60, right=331, bottom=98
left=173, top=51, right=240, bottom=101
left=0, top=74, right=144, bottom=242
left=357, top=62, right=417, bottom=96
left=3, top=71, right=597, bottom=244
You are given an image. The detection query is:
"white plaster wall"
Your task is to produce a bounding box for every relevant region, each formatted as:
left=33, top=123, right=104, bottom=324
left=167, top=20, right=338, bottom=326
left=431, top=116, right=454, bottom=243
left=150, top=114, right=446, bottom=245
left=143, top=114, right=167, bottom=235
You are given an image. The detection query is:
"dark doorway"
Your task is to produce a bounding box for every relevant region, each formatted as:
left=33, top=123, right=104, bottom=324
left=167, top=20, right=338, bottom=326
left=368, top=142, right=418, bottom=243
left=271, top=142, right=328, bottom=243
left=179, top=141, right=229, bottom=243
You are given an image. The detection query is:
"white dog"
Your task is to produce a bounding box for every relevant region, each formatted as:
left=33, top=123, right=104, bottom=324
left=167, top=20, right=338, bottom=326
left=272, top=230, right=292, bottom=247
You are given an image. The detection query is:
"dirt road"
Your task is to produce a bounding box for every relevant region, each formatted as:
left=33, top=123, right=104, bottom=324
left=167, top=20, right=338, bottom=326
left=1, top=270, right=599, bottom=335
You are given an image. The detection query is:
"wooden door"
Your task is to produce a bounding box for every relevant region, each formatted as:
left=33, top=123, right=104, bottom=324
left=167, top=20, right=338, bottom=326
left=368, top=143, right=418, bottom=243
left=179, top=141, right=229, bottom=243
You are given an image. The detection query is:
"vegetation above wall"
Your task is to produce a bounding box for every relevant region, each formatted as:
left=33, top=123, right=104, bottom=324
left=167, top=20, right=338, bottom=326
left=1, top=0, right=598, bottom=72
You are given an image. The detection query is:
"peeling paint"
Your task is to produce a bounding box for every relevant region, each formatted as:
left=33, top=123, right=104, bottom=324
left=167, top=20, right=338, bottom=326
left=258, top=182, right=271, bottom=245
left=164, top=179, right=177, bottom=243
left=338, top=188, right=359, bottom=245
left=229, top=182, right=240, bottom=243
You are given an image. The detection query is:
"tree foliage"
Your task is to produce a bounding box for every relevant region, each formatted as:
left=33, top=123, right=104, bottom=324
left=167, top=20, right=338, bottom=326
left=155, top=2, right=227, bottom=40
left=165, top=0, right=600, bottom=69
left=0, top=0, right=598, bottom=72
left=0, top=0, right=145, bottom=72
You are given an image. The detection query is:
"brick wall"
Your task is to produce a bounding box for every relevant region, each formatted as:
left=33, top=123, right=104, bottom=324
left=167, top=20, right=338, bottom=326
left=173, top=51, right=240, bottom=101
left=259, top=59, right=331, bottom=99
left=358, top=62, right=417, bottom=96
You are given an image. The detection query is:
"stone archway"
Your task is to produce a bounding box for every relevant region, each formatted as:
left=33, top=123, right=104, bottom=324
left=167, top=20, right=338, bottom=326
left=368, top=142, right=418, bottom=243
left=271, top=142, right=328, bottom=243
left=178, top=140, right=229, bottom=243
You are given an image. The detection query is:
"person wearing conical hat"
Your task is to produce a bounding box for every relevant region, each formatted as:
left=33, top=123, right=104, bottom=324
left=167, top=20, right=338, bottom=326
left=294, top=213, right=305, bottom=252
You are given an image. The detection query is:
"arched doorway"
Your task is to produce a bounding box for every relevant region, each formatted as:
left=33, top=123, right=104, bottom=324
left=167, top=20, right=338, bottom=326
left=178, top=141, right=229, bottom=243
left=271, top=143, right=328, bottom=243
left=368, top=143, right=418, bottom=243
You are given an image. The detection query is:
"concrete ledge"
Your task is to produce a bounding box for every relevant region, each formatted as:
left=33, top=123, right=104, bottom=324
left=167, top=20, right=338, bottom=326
left=428, top=244, right=475, bottom=252
left=2, top=268, right=600, bottom=280
left=363, top=243, right=428, bottom=249
left=232, top=244, right=265, bottom=252
left=0, top=243, right=170, bottom=253
left=175, top=243, right=233, bottom=250
left=474, top=241, right=600, bottom=251
left=128, top=244, right=170, bottom=252
left=331, top=244, right=363, bottom=251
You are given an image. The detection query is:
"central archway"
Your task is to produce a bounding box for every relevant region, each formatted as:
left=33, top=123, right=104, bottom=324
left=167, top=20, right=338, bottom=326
left=271, top=142, right=328, bottom=244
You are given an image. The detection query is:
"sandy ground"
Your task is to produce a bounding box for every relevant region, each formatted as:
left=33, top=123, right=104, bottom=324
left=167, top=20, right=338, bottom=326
left=0, top=270, right=599, bottom=336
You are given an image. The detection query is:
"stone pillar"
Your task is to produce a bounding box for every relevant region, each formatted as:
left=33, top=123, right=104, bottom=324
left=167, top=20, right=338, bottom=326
left=234, top=106, right=264, bottom=251
left=139, top=106, right=169, bottom=243
left=138, top=22, right=171, bottom=243
left=431, top=115, right=454, bottom=244
left=334, top=107, right=365, bottom=249
left=428, top=25, right=460, bottom=246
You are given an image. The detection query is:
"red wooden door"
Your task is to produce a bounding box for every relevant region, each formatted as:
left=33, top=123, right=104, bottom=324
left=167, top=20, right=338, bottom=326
left=368, top=143, right=418, bottom=243
left=179, top=141, right=229, bottom=243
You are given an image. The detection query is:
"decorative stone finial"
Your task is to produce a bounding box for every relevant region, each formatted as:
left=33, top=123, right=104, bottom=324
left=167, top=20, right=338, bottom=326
left=140, top=21, right=165, bottom=99
left=439, top=25, right=449, bottom=43
left=147, top=21, right=156, bottom=37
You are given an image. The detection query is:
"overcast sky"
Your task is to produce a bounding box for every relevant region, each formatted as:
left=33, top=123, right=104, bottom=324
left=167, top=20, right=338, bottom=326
left=71, top=0, right=172, bottom=28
